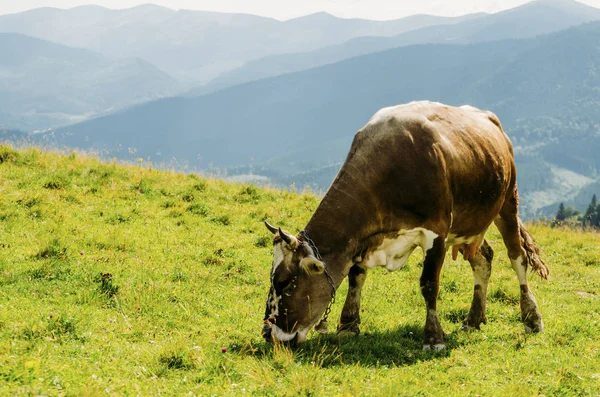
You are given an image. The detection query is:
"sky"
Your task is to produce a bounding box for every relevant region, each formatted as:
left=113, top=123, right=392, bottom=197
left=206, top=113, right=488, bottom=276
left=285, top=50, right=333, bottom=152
left=1, top=0, right=600, bottom=20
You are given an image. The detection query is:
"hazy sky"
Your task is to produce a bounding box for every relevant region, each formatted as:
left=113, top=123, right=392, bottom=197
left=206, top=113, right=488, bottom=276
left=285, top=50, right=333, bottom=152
left=2, top=0, right=600, bottom=20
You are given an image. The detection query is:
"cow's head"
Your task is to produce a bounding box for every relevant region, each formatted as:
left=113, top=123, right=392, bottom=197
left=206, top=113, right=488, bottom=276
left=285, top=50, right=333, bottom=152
left=262, top=221, right=334, bottom=344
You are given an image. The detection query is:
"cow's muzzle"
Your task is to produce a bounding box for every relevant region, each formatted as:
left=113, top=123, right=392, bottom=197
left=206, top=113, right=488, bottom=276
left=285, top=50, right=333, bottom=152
left=262, top=323, right=299, bottom=345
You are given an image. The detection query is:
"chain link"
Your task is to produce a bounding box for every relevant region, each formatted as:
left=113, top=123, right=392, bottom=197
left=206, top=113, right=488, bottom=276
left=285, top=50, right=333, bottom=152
left=320, top=267, right=337, bottom=323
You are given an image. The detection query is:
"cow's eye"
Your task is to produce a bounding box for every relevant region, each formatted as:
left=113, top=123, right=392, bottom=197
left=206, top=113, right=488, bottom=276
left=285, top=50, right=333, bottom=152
left=277, top=278, right=292, bottom=291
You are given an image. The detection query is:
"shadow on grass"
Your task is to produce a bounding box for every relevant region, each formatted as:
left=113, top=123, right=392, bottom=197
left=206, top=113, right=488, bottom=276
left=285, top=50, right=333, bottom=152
left=233, top=323, right=463, bottom=368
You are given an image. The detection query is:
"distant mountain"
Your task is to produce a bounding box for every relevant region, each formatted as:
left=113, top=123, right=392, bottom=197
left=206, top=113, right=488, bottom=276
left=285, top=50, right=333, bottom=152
left=0, top=128, right=29, bottom=142
left=51, top=22, right=600, bottom=217
left=0, top=33, right=181, bottom=130
left=189, top=0, right=600, bottom=96
left=0, top=5, right=484, bottom=85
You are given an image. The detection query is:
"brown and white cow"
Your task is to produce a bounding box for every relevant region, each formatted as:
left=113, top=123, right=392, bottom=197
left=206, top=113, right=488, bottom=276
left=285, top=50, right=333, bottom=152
left=262, top=101, right=548, bottom=350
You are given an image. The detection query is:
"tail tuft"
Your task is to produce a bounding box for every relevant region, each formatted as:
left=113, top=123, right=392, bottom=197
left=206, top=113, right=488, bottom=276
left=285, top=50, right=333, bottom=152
left=518, top=218, right=549, bottom=279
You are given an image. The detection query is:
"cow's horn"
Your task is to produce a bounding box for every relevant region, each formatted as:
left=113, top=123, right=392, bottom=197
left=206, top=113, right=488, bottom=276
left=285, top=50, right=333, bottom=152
left=264, top=221, right=278, bottom=234
left=278, top=228, right=299, bottom=250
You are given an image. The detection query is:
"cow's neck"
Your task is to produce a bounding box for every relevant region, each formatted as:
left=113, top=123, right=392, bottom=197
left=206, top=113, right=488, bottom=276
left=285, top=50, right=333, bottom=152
left=302, top=190, right=373, bottom=286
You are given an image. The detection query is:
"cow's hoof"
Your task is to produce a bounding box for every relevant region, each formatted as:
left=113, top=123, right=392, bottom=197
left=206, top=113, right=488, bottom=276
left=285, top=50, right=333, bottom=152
left=524, top=317, right=544, bottom=334
left=423, top=343, right=446, bottom=351
left=337, top=329, right=359, bottom=337
left=337, top=323, right=360, bottom=337
left=314, top=320, right=329, bottom=334
left=463, top=314, right=487, bottom=331
left=460, top=324, right=477, bottom=332
left=461, top=318, right=486, bottom=331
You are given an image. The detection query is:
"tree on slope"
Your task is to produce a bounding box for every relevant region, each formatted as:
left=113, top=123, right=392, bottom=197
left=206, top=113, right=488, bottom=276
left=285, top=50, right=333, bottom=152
left=581, top=194, right=599, bottom=228
left=555, top=202, right=566, bottom=222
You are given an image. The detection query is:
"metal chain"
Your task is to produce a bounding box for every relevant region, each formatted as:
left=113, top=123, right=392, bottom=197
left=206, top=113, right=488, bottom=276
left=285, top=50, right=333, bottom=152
left=299, top=230, right=322, bottom=260
left=320, top=267, right=337, bottom=323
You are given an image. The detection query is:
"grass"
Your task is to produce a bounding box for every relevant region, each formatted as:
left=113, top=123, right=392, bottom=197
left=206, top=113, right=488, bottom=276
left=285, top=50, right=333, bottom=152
left=0, top=145, right=599, bottom=396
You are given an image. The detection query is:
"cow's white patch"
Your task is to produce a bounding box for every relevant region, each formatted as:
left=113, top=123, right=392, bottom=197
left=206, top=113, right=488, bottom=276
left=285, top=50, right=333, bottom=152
left=362, top=228, right=438, bottom=271
left=268, top=294, right=281, bottom=317
left=271, top=245, right=284, bottom=276
left=472, top=260, right=490, bottom=287
left=511, top=256, right=528, bottom=285
left=271, top=322, right=316, bottom=344
left=271, top=325, right=297, bottom=342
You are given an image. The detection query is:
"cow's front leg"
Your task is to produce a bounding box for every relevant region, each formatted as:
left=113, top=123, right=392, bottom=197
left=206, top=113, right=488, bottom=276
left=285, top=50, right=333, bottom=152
left=420, top=236, right=446, bottom=350
left=337, top=264, right=367, bottom=336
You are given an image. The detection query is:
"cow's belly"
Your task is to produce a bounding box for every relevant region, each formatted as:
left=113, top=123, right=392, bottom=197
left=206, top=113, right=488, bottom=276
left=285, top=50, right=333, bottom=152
left=362, top=228, right=438, bottom=271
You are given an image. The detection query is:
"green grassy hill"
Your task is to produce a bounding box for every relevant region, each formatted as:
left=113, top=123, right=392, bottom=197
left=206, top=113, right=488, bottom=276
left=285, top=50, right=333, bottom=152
left=1, top=145, right=599, bottom=396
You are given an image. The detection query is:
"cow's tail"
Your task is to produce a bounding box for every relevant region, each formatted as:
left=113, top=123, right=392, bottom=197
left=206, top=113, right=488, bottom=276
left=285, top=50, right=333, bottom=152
left=518, top=218, right=549, bottom=279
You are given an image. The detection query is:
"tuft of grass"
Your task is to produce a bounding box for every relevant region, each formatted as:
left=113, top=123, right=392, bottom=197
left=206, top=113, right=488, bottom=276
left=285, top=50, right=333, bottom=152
left=42, top=173, right=70, bottom=190
left=235, top=185, right=262, bottom=203
left=46, top=314, right=80, bottom=342
left=106, top=213, right=131, bottom=224
left=212, top=214, right=231, bottom=226
left=94, top=272, right=119, bottom=298
left=181, top=192, right=195, bottom=202
left=489, top=287, right=519, bottom=305
left=187, top=203, right=210, bottom=217
left=157, top=348, right=195, bottom=371
left=35, top=239, right=68, bottom=261
left=28, top=261, right=71, bottom=281
left=192, top=180, right=207, bottom=192
left=444, top=308, right=468, bottom=324
left=0, top=145, right=20, bottom=163
left=162, top=199, right=176, bottom=209
left=16, top=196, right=41, bottom=209
left=172, top=270, right=188, bottom=282
left=255, top=235, right=271, bottom=248
left=131, top=178, right=153, bottom=195
left=20, top=313, right=82, bottom=343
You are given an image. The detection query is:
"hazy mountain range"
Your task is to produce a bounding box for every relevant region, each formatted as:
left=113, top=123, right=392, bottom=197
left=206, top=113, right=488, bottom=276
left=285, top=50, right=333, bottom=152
left=189, top=0, right=600, bottom=96
left=1, top=0, right=600, bottom=218
left=0, top=4, right=481, bottom=85
left=0, top=4, right=483, bottom=130
left=0, top=32, right=181, bottom=130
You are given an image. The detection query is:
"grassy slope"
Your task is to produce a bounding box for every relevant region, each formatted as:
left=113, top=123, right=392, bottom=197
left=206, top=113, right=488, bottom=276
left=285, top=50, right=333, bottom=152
left=0, top=146, right=599, bottom=396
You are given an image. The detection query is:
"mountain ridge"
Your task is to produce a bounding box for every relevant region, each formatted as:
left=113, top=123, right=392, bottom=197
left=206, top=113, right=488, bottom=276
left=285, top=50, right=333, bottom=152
left=0, top=4, right=487, bottom=85
left=0, top=32, right=182, bottom=130
left=189, top=0, right=600, bottom=97
left=48, top=21, right=600, bottom=217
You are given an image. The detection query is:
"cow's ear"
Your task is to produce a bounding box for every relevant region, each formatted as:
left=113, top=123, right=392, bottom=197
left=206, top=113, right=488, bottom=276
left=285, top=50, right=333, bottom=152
left=300, top=257, right=325, bottom=275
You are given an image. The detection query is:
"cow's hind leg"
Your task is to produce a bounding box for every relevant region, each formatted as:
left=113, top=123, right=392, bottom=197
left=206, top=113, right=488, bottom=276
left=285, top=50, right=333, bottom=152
left=421, top=236, right=447, bottom=350
left=462, top=240, right=493, bottom=330
left=494, top=189, right=547, bottom=333
left=337, top=264, right=367, bottom=336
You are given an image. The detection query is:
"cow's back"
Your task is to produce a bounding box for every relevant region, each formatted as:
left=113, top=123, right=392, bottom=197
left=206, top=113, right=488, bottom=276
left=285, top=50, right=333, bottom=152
left=338, top=101, right=514, bottom=237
